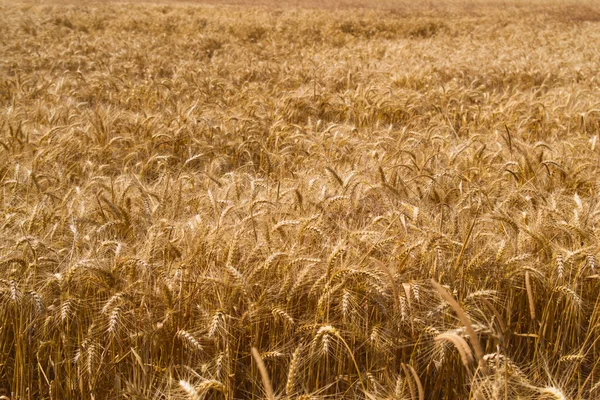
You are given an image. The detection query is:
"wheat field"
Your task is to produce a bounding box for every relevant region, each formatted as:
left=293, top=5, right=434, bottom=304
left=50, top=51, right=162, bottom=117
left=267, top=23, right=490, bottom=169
left=1, top=1, right=600, bottom=399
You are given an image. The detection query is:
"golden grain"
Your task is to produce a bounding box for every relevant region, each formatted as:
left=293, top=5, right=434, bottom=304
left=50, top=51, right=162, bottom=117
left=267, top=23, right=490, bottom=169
left=1, top=1, right=599, bottom=398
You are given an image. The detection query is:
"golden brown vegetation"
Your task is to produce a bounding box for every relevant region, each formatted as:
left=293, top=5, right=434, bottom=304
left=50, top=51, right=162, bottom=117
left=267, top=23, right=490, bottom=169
left=1, top=1, right=600, bottom=399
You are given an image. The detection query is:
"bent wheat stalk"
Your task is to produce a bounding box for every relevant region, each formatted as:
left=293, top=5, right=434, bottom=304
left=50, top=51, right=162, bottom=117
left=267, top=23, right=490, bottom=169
left=251, top=347, right=274, bottom=400
left=435, top=332, right=474, bottom=369
left=431, top=279, right=489, bottom=375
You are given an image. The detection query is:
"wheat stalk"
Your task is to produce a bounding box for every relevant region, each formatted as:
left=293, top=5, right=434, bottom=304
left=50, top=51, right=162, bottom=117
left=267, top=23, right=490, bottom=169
left=431, top=279, right=489, bottom=374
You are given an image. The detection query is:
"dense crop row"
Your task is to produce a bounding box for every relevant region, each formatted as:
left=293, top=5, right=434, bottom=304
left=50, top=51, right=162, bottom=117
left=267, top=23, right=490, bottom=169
left=1, top=2, right=600, bottom=399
